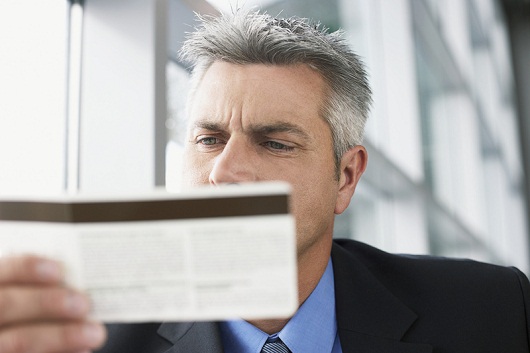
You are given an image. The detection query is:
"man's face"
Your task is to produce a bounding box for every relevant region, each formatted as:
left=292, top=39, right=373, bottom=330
left=182, top=62, right=349, bottom=257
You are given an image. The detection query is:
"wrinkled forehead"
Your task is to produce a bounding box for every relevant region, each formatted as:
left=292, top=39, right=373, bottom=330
left=185, top=61, right=329, bottom=123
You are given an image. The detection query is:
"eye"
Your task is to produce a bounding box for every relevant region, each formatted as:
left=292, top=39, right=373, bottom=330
left=262, top=141, right=294, bottom=152
left=197, top=137, right=221, bottom=146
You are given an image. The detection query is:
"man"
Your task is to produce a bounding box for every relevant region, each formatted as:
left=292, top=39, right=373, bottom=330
left=0, top=10, right=529, bottom=353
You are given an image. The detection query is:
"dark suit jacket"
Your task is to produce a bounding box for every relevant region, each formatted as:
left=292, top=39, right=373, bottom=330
left=95, top=239, right=530, bottom=352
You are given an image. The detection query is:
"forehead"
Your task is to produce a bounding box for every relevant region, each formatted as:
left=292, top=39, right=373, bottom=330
left=188, top=62, right=328, bottom=127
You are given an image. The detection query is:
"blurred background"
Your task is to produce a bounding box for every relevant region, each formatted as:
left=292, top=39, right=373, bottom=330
left=1, top=0, right=529, bottom=272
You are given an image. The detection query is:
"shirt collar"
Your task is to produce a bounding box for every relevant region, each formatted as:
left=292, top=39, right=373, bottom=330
left=220, top=258, right=337, bottom=353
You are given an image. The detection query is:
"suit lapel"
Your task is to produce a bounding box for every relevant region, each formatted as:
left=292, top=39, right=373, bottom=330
left=338, top=331, right=432, bottom=353
left=98, top=321, right=223, bottom=353
left=97, top=323, right=173, bottom=353
left=157, top=321, right=224, bottom=353
left=331, top=243, right=433, bottom=353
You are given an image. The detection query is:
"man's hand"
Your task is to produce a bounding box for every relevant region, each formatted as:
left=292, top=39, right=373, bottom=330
left=0, top=255, right=107, bottom=353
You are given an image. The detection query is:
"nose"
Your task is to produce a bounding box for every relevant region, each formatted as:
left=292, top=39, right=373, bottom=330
left=208, top=138, right=258, bottom=185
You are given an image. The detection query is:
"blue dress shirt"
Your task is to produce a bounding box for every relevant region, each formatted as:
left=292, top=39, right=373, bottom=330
left=220, top=258, right=342, bottom=353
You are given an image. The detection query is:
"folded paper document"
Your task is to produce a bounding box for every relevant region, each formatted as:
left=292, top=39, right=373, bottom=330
left=0, top=183, right=297, bottom=322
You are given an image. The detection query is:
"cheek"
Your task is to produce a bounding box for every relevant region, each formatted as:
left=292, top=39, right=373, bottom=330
left=289, top=168, right=339, bottom=217
left=288, top=175, right=339, bottom=252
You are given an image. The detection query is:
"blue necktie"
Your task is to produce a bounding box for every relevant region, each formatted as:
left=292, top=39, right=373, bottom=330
left=260, top=340, right=291, bottom=353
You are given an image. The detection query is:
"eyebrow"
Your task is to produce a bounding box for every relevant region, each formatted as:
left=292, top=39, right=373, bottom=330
left=250, top=122, right=311, bottom=140
left=192, top=121, right=311, bottom=140
left=192, top=121, right=225, bottom=132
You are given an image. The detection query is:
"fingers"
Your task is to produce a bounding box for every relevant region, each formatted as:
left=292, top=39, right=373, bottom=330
left=0, top=255, right=107, bottom=352
left=0, top=287, right=90, bottom=326
left=0, top=321, right=106, bottom=353
left=0, top=255, right=63, bottom=284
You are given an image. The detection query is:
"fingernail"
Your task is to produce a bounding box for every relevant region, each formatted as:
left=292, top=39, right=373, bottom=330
left=83, top=323, right=106, bottom=345
left=35, top=260, right=62, bottom=281
left=64, top=292, right=90, bottom=315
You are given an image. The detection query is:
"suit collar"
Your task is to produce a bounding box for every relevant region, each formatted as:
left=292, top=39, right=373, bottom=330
left=331, top=242, right=432, bottom=353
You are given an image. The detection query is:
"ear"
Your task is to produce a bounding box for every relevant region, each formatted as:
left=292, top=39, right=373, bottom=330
left=334, top=145, right=368, bottom=214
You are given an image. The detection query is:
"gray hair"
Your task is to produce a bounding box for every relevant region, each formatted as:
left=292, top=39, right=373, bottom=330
left=179, top=10, right=372, bottom=172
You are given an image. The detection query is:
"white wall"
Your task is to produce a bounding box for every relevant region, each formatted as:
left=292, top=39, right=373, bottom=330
left=0, top=1, right=68, bottom=195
